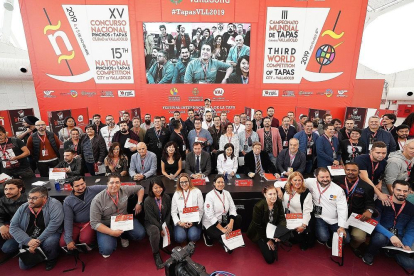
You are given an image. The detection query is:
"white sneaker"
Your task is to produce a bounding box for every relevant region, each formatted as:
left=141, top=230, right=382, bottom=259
left=102, top=254, right=110, bottom=258
left=121, top=238, right=130, bottom=248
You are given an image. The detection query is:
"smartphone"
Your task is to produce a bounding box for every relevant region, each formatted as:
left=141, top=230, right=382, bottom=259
left=235, top=174, right=241, bottom=179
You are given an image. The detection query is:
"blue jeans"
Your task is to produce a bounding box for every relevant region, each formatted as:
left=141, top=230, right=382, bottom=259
left=395, top=253, right=414, bottom=270
left=315, top=218, right=350, bottom=244
left=1, top=238, right=19, bottom=254
left=96, top=218, right=145, bottom=256
left=19, top=232, right=61, bottom=270
left=268, top=153, right=277, bottom=167
left=174, top=224, right=201, bottom=243
left=365, top=231, right=389, bottom=259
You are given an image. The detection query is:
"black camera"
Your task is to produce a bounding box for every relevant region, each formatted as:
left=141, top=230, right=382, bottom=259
left=164, top=242, right=209, bottom=276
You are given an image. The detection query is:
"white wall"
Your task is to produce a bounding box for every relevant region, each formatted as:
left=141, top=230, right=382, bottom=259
left=0, top=79, right=40, bottom=117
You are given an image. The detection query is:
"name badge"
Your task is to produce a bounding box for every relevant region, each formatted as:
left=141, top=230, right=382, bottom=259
left=283, top=141, right=288, bottom=147
left=221, top=214, right=228, bottom=225
left=285, top=208, right=291, bottom=214
left=157, top=142, right=162, bottom=149
left=243, top=145, right=248, bottom=151
left=369, top=144, right=373, bottom=150
left=307, top=148, right=312, bottom=155
left=333, top=152, right=337, bottom=159
left=182, top=144, right=186, bottom=151
left=314, top=205, right=323, bottom=216
left=42, top=149, right=49, bottom=156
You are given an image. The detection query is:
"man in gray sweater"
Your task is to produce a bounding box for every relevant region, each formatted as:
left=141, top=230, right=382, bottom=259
left=59, top=176, right=106, bottom=250
left=90, top=173, right=145, bottom=258
left=10, top=186, right=63, bottom=271
left=385, top=139, right=414, bottom=194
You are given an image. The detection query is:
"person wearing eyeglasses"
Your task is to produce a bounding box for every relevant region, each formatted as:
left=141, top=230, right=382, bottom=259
left=9, top=186, right=63, bottom=271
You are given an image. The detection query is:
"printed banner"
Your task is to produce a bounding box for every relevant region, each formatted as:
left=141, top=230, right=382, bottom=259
left=344, top=107, right=367, bottom=129
left=0, top=111, right=13, bottom=136
left=48, top=108, right=89, bottom=136
left=7, top=108, right=35, bottom=136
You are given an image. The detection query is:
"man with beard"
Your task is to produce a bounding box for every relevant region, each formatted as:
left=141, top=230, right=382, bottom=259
left=340, top=128, right=366, bottom=164
left=361, top=116, right=396, bottom=155
left=198, top=98, right=216, bottom=122
left=279, top=116, right=297, bottom=149
left=384, top=139, right=414, bottom=194
left=208, top=116, right=223, bottom=173
left=147, top=50, right=174, bottom=84
left=294, top=120, right=319, bottom=175
left=257, top=117, right=283, bottom=166
left=316, top=124, right=341, bottom=168
left=54, top=150, right=82, bottom=176
left=17, top=116, right=38, bottom=173
left=144, top=117, right=170, bottom=171
left=202, top=111, right=214, bottom=130
left=0, top=180, right=26, bottom=264
left=340, top=118, right=355, bottom=140
left=160, top=116, right=167, bottom=129
left=112, top=121, right=140, bottom=165
left=355, top=141, right=389, bottom=204
left=304, top=168, right=350, bottom=247
left=362, top=180, right=414, bottom=267
left=333, top=163, right=375, bottom=257
left=381, top=113, right=397, bottom=137
left=222, top=23, right=237, bottom=51
left=100, top=115, right=120, bottom=151
left=10, top=186, right=63, bottom=270
left=199, top=28, right=214, bottom=50
left=226, top=35, right=250, bottom=67
left=395, top=124, right=410, bottom=150
left=188, top=118, right=213, bottom=152
left=287, top=111, right=300, bottom=132
left=220, top=112, right=230, bottom=131
left=318, top=113, right=333, bottom=135
left=331, top=119, right=344, bottom=141
left=236, top=24, right=245, bottom=37
left=131, top=117, right=146, bottom=143
left=26, top=120, right=61, bottom=177
left=175, top=25, right=190, bottom=57
left=184, top=44, right=233, bottom=84
left=140, top=114, right=154, bottom=131
left=157, top=24, right=174, bottom=59
left=169, top=110, right=187, bottom=135
left=118, top=112, right=133, bottom=130
left=252, top=110, right=264, bottom=131
left=146, top=47, right=159, bottom=71
left=298, top=114, right=308, bottom=131
left=189, top=43, right=199, bottom=58
left=59, top=177, right=106, bottom=252
left=266, top=107, right=279, bottom=128
left=172, top=47, right=191, bottom=84
left=92, top=114, right=106, bottom=134
left=240, top=113, right=247, bottom=125
left=184, top=109, right=196, bottom=133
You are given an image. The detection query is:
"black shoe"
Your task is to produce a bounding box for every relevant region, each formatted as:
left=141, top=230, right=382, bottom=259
left=45, top=259, right=57, bottom=271
left=300, top=243, right=308, bottom=251
left=351, top=247, right=363, bottom=258
left=0, top=253, right=14, bottom=265
left=362, top=255, right=373, bottom=266
left=325, top=239, right=332, bottom=249
left=203, top=232, right=213, bottom=247
left=153, top=252, right=164, bottom=270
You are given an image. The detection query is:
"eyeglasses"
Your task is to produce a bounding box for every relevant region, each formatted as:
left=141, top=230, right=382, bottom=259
left=27, top=196, right=44, bottom=201
left=180, top=181, right=189, bottom=184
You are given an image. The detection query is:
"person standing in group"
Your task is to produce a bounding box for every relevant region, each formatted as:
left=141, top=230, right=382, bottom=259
left=144, top=116, right=171, bottom=172
left=81, top=125, right=107, bottom=176
left=257, top=117, right=283, bottom=166
left=100, top=115, right=120, bottom=151
left=58, top=116, right=84, bottom=143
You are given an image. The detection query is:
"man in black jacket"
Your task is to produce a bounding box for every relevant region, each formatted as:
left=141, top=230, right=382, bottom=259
left=144, top=116, right=170, bottom=172
left=244, top=142, right=277, bottom=177
left=112, top=121, right=139, bottom=165
left=333, top=162, right=375, bottom=257
left=54, top=150, right=83, bottom=176
left=0, top=179, right=26, bottom=264
left=276, top=138, right=306, bottom=176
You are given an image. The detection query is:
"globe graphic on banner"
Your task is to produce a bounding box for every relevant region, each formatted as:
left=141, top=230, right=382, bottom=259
left=315, top=44, right=336, bottom=66
left=170, top=88, right=178, bottom=95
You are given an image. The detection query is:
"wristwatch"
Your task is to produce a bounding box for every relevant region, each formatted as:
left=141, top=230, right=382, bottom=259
left=138, top=202, right=143, bottom=206
left=367, top=209, right=374, bottom=214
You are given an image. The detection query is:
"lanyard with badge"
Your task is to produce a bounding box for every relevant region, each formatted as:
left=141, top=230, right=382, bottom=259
left=306, top=134, right=313, bottom=155
left=29, top=205, right=43, bottom=238
left=323, top=134, right=336, bottom=159
left=314, top=182, right=330, bottom=215
left=37, top=133, right=49, bottom=156
left=214, top=189, right=228, bottom=225
left=370, top=155, right=379, bottom=181
left=282, top=128, right=289, bottom=147
left=0, top=139, right=12, bottom=169
left=156, top=197, right=163, bottom=222
left=344, top=178, right=359, bottom=202
left=289, top=152, right=296, bottom=166
left=155, top=129, right=162, bottom=148
left=285, top=187, right=296, bottom=214
left=178, top=132, right=186, bottom=151
left=405, top=160, right=412, bottom=179
left=107, top=190, right=120, bottom=214
left=369, top=131, right=377, bottom=150
left=389, top=196, right=406, bottom=236
left=399, top=139, right=407, bottom=150
left=244, top=131, right=253, bottom=151
left=349, top=140, right=358, bottom=160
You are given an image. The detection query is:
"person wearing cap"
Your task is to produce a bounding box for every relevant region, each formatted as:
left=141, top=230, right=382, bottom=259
left=17, top=115, right=38, bottom=173
left=197, top=98, right=217, bottom=121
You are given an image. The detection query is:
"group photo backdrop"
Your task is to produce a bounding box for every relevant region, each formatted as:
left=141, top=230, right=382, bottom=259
left=19, top=0, right=380, bottom=123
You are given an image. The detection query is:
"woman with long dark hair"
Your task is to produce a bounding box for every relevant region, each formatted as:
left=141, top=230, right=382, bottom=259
left=228, top=55, right=249, bottom=84
left=58, top=116, right=84, bottom=142
left=212, top=35, right=227, bottom=61
left=104, top=142, right=128, bottom=176
left=161, top=141, right=182, bottom=180
left=80, top=125, right=106, bottom=176
left=217, top=143, right=238, bottom=177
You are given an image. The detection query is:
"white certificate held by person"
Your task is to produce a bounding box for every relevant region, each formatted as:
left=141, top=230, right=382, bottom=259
left=181, top=206, right=200, bottom=223
left=346, top=212, right=378, bottom=234
left=110, top=214, right=134, bottom=231
left=221, top=229, right=245, bottom=250
left=286, top=213, right=303, bottom=230
left=162, top=222, right=171, bottom=248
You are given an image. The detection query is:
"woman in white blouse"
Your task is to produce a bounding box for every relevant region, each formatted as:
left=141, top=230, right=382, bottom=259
left=274, top=172, right=313, bottom=250
left=219, top=124, right=239, bottom=158
left=202, top=174, right=242, bottom=252
left=217, top=143, right=238, bottom=176
left=171, top=173, right=204, bottom=245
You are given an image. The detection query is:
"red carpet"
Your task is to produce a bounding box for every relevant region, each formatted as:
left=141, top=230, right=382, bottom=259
left=1, top=235, right=404, bottom=275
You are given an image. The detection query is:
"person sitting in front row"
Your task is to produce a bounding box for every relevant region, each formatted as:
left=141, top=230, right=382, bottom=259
left=244, top=141, right=277, bottom=178
left=59, top=177, right=107, bottom=252
left=89, top=173, right=145, bottom=258
left=54, top=149, right=83, bottom=177
left=185, top=142, right=211, bottom=179
left=247, top=185, right=286, bottom=264
left=104, top=142, right=129, bottom=177
left=202, top=174, right=242, bottom=253
left=161, top=141, right=182, bottom=180
left=144, top=179, right=173, bottom=269
left=9, top=186, right=63, bottom=271
left=129, top=142, right=157, bottom=181
left=217, top=143, right=238, bottom=177
left=276, top=138, right=306, bottom=177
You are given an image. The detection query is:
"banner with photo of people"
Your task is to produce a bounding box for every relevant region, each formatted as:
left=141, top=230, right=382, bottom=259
left=144, top=22, right=251, bottom=85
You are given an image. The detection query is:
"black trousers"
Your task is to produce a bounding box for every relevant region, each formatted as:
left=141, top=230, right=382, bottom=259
left=205, top=215, right=242, bottom=244
left=257, top=238, right=277, bottom=264
left=37, top=159, right=59, bottom=177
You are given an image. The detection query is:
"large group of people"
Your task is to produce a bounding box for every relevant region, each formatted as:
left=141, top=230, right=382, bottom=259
left=144, top=23, right=251, bottom=84
left=1, top=100, right=414, bottom=273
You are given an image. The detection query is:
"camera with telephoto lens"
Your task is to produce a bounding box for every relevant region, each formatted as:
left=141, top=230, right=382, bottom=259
left=164, top=242, right=209, bottom=276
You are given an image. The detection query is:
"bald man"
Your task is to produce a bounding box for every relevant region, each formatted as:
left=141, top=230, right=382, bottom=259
left=129, top=142, right=157, bottom=181
left=26, top=120, right=61, bottom=177
left=226, top=35, right=250, bottom=67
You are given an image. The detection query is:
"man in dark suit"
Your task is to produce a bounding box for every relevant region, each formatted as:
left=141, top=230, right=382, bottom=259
left=185, top=142, right=211, bottom=179
left=276, top=138, right=306, bottom=176
left=175, top=25, right=191, bottom=57
left=244, top=142, right=277, bottom=177
left=252, top=110, right=264, bottom=131
left=144, top=116, right=170, bottom=172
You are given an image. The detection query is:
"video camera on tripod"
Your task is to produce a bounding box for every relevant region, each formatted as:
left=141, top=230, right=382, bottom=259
left=163, top=242, right=209, bottom=276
